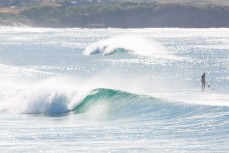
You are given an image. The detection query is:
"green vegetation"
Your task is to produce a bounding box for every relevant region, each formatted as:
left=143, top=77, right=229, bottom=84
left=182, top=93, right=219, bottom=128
left=1, top=1, right=229, bottom=28
left=0, top=0, right=38, bottom=7
left=19, top=2, right=158, bottom=27
left=0, top=13, right=31, bottom=26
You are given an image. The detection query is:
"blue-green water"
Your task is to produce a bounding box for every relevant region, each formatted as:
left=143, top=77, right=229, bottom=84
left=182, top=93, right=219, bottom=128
left=0, top=28, right=228, bottom=152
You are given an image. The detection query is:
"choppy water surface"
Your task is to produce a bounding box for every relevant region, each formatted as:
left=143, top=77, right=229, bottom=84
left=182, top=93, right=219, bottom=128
left=0, top=28, right=228, bottom=153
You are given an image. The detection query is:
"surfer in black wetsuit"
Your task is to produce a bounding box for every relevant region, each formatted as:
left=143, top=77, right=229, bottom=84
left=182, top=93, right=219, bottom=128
left=201, top=73, right=206, bottom=91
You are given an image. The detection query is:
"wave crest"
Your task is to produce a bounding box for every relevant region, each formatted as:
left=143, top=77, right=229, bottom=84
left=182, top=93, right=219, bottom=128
left=83, top=35, right=169, bottom=57
left=24, top=92, right=70, bottom=115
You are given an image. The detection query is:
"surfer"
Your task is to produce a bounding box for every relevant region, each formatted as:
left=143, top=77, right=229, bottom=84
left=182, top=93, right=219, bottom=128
left=201, top=73, right=206, bottom=91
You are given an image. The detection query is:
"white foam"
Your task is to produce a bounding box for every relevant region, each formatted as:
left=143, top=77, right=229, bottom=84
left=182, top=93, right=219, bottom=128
left=0, top=77, right=82, bottom=114
left=83, top=35, right=170, bottom=57
left=151, top=90, right=229, bottom=107
left=0, top=73, right=228, bottom=115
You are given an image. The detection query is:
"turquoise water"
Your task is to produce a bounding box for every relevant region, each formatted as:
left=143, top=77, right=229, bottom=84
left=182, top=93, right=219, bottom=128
left=0, top=28, right=228, bottom=152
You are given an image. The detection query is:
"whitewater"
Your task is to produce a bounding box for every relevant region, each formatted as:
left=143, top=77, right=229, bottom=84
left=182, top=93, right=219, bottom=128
left=0, top=28, right=228, bottom=153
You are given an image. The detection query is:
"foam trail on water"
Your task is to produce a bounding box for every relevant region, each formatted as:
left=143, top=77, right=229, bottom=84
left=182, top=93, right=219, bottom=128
left=83, top=35, right=170, bottom=57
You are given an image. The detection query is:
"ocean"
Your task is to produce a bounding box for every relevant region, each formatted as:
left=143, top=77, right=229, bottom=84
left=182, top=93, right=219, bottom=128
left=0, top=28, right=228, bottom=153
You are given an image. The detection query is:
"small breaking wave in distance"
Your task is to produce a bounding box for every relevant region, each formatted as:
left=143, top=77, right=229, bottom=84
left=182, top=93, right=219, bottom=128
left=83, top=35, right=170, bottom=57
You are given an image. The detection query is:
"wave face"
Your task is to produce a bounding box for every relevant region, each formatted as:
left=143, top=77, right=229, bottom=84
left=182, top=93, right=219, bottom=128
left=72, top=88, right=155, bottom=119
left=72, top=88, right=229, bottom=122
left=0, top=83, right=172, bottom=117
left=5, top=86, right=225, bottom=122
left=83, top=35, right=169, bottom=57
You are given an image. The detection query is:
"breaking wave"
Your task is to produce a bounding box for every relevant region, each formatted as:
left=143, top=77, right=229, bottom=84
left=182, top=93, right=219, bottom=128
left=83, top=35, right=170, bottom=57
left=1, top=84, right=228, bottom=121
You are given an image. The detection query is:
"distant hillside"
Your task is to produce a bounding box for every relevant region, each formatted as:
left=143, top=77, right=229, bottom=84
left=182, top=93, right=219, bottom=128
left=1, top=0, right=229, bottom=7
left=0, top=13, right=31, bottom=26
left=0, top=0, right=96, bottom=7
left=1, top=1, right=229, bottom=28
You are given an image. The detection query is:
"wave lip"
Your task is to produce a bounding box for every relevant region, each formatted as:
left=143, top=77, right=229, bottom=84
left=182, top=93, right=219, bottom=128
left=83, top=35, right=169, bottom=57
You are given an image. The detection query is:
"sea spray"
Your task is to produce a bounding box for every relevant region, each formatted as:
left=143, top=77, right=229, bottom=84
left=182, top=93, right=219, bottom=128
left=0, top=73, right=229, bottom=115
left=83, top=35, right=170, bottom=57
left=0, top=28, right=229, bottom=153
